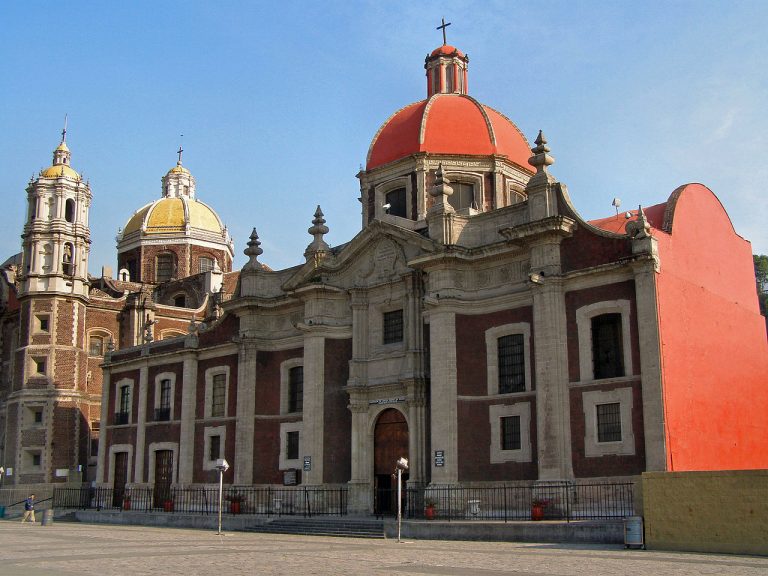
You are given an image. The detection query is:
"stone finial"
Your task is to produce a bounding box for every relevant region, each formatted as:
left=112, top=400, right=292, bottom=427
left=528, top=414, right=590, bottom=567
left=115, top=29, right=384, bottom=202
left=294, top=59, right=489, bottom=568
left=305, top=205, right=331, bottom=262
left=430, top=163, right=454, bottom=198
left=528, top=130, right=555, bottom=173
left=626, top=205, right=652, bottom=239
left=143, top=314, right=157, bottom=344
left=106, top=337, right=115, bottom=353
left=243, top=228, right=264, bottom=270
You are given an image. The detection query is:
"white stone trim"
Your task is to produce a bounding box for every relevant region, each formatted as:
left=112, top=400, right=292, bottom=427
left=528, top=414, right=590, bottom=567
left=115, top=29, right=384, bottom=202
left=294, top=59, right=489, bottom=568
left=489, top=402, right=532, bottom=463
left=279, top=421, right=303, bottom=470
left=280, top=358, right=304, bottom=415
left=152, top=371, right=176, bottom=417
left=485, top=323, right=532, bottom=395
left=576, top=300, right=633, bottom=382
left=147, top=442, right=179, bottom=485
left=204, top=366, right=230, bottom=418
left=108, top=444, right=134, bottom=484
left=202, top=425, right=227, bottom=471
left=582, top=387, right=635, bottom=457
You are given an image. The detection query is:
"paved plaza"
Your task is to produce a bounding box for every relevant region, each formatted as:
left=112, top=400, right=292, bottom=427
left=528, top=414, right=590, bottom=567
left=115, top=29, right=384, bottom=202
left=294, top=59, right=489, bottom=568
left=1, top=520, right=766, bottom=575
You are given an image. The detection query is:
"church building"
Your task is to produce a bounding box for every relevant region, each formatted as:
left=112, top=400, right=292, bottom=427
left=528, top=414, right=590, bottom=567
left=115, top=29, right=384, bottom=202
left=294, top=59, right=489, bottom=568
left=2, top=37, right=766, bottom=510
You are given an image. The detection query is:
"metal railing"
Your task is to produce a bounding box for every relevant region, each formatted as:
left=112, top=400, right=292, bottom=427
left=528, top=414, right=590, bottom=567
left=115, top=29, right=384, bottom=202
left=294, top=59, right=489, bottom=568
left=53, top=486, right=348, bottom=517
left=378, top=482, right=635, bottom=522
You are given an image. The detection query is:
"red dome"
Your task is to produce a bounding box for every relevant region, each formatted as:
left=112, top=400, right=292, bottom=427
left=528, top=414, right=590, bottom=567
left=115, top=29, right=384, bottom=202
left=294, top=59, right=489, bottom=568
left=366, top=94, right=533, bottom=171
left=430, top=44, right=465, bottom=58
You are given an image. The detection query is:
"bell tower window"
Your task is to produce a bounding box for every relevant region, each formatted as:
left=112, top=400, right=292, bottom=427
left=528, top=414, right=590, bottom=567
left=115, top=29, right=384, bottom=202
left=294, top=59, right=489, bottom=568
left=65, top=199, right=75, bottom=223
left=62, top=243, right=74, bottom=276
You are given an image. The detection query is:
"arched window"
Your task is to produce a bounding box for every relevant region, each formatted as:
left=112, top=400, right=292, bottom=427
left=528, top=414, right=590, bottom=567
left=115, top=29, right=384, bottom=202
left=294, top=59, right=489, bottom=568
left=89, top=335, right=104, bottom=357
left=385, top=188, right=407, bottom=218
left=445, top=64, right=454, bottom=93
left=199, top=256, right=215, bottom=273
left=448, top=181, right=476, bottom=211
left=173, top=294, right=186, bottom=308
left=65, top=199, right=75, bottom=223
left=156, top=253, right=175, bottom=283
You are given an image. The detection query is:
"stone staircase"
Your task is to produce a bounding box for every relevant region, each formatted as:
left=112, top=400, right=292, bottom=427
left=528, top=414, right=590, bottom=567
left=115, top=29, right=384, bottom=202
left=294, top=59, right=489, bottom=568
left=246, top=517, right=385, bottom=539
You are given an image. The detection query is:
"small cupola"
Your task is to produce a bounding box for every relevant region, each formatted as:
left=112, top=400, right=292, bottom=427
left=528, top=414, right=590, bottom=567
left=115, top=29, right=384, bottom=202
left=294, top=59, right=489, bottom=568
left=424, top=19, right=469, bottom=97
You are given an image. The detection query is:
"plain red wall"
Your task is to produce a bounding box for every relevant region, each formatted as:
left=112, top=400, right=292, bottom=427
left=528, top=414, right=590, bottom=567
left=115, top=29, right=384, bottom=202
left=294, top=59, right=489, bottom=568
left=655, top=184, right=768, bottom=471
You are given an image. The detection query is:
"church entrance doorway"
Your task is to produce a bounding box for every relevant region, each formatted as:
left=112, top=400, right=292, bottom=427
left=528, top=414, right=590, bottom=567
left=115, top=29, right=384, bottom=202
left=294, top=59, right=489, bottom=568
left=153, top=450, right=173, bottom=509
left=373, top=408, right=408, bottom=516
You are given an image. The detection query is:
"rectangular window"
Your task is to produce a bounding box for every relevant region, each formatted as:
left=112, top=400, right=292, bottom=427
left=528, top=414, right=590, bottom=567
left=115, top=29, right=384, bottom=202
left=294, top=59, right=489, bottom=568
left=383, top=309, right=404, bottom=344
left=36, top=315, right=49, bottom=333
left=156, top=379, right=171, bottom=421
left=90, top=436, right=99, bottom=457
left=288, top=366, right=303, bottom=413
left=592, top=313, right=624, bottom=379
left=286, top=431, right=299, bottom=461
left=596, top=402, right=622, bottom=443
left=116, top=385, right=131, bottom=425
left=34, top=358, right=46, bottom=375
left=33, top=409, right=43, bottom=424
left=498, top=334, right=525, bottom=393
left=500, top=415, right=521, bottom=451
left=445, top=64, right=454, bottom=92
left=32, top=453, right=41, bottom=467
left=209, top=435, right=221, bottom=461
left=156, top=254, right=174, bottom=282
left=211, top=373, right=226, bottom=418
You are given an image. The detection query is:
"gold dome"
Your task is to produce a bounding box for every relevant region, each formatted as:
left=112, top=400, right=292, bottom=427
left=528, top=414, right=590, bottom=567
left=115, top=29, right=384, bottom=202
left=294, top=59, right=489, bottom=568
left=55, top=141, right=70, bottom=153
left=167, top=164, right=190, bottom=175
left=41, top=164, right=80, bottom=179
left=122, top=197, right=225, bottom=236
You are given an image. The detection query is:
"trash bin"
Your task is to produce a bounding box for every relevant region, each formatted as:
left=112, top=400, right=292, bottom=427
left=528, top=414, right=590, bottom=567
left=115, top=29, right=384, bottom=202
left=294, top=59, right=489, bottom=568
left=0, top=505, right=5, bottom=518
left=41, top=509, right=54, bottom=526
left=623, top=515, right=644, bottom=548
left=467, top=500, right=481, bottom=517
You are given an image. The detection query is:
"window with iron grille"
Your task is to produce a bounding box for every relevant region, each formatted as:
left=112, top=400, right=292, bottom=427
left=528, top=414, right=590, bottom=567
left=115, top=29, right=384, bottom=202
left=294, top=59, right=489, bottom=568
left=500, top=415, right=521, bottom=451
left=498, top=334, right=525, bottom=393
left=209, top=435, right=221, bottom=461
left=286, top=431, right=299, bottom=461
left=199, top=256, right=215, bottom=273
left=211, top=373, right=226, bottom=418
left=116, top=385, right=131, bottom=424
left=288, top=366, right=303, bottom=413
left=383, top=309, right=404, bottom=344
left=156, top=379, right=171, bottom=421
left=591, top=313, right=624, bottom=379
left=596, top=402, right=622, bottom=443
left=156, top=253, right=174, bottom=282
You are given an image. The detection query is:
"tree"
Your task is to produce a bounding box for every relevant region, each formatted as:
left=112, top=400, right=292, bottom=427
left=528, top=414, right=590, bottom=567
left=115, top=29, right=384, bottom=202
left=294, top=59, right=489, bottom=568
left=755, top=255, right=768, bottom=323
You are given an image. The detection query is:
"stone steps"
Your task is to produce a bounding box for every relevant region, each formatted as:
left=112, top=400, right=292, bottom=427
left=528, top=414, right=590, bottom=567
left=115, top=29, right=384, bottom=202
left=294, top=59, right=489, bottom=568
left=246, top=518, right=385, bottom=539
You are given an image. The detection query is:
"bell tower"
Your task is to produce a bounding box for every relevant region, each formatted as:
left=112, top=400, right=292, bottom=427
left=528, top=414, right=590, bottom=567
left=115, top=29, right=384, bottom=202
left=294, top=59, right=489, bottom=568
left=9, top=124, right=93, bottom=484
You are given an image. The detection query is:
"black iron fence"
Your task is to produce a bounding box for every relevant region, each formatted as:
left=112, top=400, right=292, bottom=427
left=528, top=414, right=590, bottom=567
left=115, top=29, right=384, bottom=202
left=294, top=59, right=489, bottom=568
left=379, top=482, right=635, bottom=522
left=53, top=486, right=347, bottom=517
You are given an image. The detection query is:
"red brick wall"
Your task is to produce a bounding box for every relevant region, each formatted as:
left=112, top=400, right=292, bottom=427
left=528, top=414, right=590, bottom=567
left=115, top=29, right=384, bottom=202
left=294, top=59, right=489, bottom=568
left=569, top=380, right=646, bottom=477
left=458, top=399, right=538, bottom=481
left=323, top=338, right=352, bottom=484
left=560, top=226, right=633, bottom=273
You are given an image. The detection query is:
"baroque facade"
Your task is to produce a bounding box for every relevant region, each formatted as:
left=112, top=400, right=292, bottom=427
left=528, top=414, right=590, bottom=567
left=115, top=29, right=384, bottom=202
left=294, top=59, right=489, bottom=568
left=94, top=41, right=768, bottom=514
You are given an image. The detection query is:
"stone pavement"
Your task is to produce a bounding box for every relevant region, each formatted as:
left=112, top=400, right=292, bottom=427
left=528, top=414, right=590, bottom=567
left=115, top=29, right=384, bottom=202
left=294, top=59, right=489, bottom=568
left=1, top=520, right=766, bottom=576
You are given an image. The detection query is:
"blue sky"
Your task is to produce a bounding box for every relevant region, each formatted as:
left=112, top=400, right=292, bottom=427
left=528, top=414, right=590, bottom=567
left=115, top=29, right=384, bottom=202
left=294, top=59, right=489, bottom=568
left=2, top=1, right=766, bottom=274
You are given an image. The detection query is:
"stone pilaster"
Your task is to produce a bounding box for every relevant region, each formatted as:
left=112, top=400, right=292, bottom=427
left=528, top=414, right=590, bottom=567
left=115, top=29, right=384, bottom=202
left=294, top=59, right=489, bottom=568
left=407, top=380, right=428, bottom=485
left=178, top=352, right=198, bottom=484
left=95, top=368, right=110, bottom=484
left=233, top=338, right=257, bottom=485
left=531, top=278, right=574, bottom=480
left=347, top=400, right=371, bottom=514
left=133, top=364, right=148, bottom=483
left=301, top=332, right=325, bottom=485
left=428, top=310, right=458, bottom=484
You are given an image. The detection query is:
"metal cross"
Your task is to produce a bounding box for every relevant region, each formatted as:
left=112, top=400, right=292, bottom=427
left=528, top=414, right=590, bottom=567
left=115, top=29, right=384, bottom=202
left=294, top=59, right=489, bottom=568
left=436, top=17, right=451, bottom=45
left=177, top=145, right=183, bottom=164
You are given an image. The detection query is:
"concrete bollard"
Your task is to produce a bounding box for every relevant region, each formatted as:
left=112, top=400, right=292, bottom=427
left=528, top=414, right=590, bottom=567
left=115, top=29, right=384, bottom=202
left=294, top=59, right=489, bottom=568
left=41, top=509, right=54, bottom=526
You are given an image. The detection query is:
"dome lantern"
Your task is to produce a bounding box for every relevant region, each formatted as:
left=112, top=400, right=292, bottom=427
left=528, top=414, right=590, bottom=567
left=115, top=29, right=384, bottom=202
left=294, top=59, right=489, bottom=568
left=424, top=20, right=468, bottom=97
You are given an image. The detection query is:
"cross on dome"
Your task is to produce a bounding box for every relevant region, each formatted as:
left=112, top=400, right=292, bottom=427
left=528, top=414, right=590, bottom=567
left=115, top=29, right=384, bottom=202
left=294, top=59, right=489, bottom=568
left=436, top=17, right=451, bottom=45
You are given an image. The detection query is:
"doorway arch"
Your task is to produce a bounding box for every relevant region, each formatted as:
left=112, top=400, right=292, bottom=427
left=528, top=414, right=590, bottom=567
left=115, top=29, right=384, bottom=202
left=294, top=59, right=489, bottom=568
left=373, top=408, right=409, bottom=515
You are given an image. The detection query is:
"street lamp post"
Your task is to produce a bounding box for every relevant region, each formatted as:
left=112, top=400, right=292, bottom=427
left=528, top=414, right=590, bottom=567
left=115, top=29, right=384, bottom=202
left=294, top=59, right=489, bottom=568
left=214, top=458, right=229, bottom=535
left=395, top=457, right=409, bottom=543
